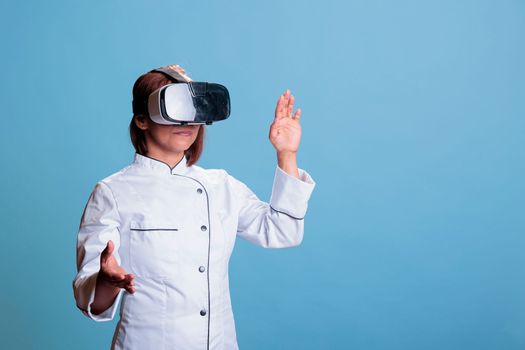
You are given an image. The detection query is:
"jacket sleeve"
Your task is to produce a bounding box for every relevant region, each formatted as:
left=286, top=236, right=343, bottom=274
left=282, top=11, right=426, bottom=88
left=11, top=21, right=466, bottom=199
left=229, top=165, right=316, bottom=248
left=72, top=181, right=124, bottom=322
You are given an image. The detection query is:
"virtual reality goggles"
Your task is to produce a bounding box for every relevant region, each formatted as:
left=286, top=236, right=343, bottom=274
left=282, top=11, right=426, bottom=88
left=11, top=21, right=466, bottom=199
left=132, top=64, right=231, bottom=125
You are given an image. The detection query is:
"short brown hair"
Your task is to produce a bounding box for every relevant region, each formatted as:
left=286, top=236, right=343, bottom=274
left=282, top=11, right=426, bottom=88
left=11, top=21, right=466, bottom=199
left=129, top=71, right=205, bottom=167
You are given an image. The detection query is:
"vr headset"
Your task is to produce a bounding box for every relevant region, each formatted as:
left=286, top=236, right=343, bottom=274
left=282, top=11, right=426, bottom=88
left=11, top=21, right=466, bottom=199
left=132, top=64, right=231, bottom=125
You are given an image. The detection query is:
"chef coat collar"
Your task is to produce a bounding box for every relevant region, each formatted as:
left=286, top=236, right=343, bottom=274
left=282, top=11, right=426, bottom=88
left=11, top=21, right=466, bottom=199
left=133, top=152, right=189, bottom=175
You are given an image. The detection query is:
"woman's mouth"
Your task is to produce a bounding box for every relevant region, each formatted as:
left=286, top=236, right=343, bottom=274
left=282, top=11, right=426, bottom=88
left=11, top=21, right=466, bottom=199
left=174, top=131, right=192, bottom=136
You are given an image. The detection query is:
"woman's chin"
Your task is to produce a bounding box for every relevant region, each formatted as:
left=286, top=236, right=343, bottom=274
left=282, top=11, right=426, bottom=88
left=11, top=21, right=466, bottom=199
left=167, top=144, right=192, bottom=153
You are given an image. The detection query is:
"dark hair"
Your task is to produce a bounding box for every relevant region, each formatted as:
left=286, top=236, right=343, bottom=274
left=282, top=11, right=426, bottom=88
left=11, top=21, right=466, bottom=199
left=129, top=72, right=205, bottom=167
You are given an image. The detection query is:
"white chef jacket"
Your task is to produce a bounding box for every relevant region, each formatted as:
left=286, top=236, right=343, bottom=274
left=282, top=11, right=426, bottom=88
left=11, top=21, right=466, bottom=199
left=73, top=152, right=316, bottom=350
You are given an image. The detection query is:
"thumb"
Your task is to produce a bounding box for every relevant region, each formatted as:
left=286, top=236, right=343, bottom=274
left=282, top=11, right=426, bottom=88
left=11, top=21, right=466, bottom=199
left=101, top=240, right=114, bottom=262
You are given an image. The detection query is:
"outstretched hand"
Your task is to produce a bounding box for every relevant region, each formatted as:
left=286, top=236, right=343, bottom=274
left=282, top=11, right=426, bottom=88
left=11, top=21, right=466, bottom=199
left=98, top=240, right=135, bottom=294
left=269, top=89, right=302, bottom=154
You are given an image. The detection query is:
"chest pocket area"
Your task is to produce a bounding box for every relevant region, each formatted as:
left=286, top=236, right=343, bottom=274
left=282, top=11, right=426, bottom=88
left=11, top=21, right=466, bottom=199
left=129, top=219, right=181, bottom=279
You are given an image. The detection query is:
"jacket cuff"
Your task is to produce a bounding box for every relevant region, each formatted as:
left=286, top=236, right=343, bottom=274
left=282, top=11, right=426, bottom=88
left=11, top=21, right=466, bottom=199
left=269, top=165, right=316, bottom=219
left=75, top=272, right=123, bottom=322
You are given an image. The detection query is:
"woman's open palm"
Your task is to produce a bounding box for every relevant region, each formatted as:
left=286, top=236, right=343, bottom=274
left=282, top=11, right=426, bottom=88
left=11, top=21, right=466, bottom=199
left=269, top=89, right=302, bottom=154
left=99, top=240, right=135, bottom=294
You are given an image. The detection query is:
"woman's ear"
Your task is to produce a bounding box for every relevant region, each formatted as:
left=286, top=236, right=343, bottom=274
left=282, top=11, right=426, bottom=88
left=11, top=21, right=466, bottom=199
left=134, top=115, right=149, bottom=131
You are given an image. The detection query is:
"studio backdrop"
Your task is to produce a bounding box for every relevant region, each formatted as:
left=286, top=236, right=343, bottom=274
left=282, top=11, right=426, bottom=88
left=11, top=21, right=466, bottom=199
left=0, top=0, right=523, bottom=349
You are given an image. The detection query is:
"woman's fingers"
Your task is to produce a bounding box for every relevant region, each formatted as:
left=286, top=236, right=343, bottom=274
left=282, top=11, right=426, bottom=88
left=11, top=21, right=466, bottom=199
left=107, top=271, right=126, bottom=282
left=124, top=274, right=136, bottom=293
left=112, top=279, right=134, bottom=289
left=282, top=90, right=290, bottom=116
left=293, top=108, right=302, bottom=120
left=124, top=285, right=136, bottom=294
left=108, top=269, right=133, bottom=281
left=111, top=280, right=129, bottom=288
left=107, top=273, right=135, bottom=288
left=103, top=264, right=133, bottom=283
left=287, top=95, right=295, bottom=118
left=124, top=273, right=134, bottom=283
left=275, top=95, right=285, bottom=119
left=275, top=89, right=294, bottom=120
left=120, top=274, right=136, bottom=294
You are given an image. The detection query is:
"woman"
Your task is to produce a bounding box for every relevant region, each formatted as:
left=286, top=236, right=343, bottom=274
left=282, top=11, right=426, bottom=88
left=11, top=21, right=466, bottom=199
left=73, top=64, right=316, bottom=349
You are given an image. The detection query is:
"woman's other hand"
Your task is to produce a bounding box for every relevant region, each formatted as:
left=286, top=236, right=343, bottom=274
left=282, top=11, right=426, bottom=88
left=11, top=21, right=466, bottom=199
left=269, top=89, right=302, bottom=154
left=98, top=240, right=135, bottom=294
left=90, top=240, right=135, bottom=315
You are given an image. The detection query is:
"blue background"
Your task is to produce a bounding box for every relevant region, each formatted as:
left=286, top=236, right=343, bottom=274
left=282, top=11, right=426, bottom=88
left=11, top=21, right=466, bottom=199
left=0, top=0, right=524, bottom=349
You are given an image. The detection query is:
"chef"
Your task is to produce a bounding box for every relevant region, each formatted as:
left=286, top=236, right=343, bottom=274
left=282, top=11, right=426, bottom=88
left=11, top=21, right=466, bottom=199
left=73, top=64, right=316, bottom=349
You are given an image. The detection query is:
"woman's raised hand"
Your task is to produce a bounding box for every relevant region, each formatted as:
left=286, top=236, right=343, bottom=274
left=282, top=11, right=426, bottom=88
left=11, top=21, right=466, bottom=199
left=269, top=89, right=302, bottom=154
left=98, top=240, right=135, bottom=294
